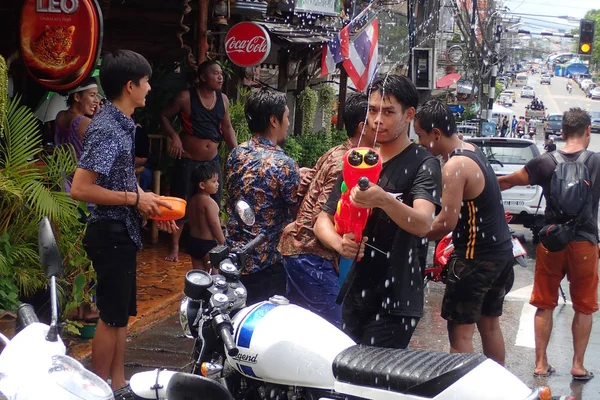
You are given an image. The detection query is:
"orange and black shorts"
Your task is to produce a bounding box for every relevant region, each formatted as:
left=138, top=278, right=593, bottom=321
left=531, top=241, right=599, bottom=314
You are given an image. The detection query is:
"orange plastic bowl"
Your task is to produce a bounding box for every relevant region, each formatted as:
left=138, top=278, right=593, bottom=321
left=150, top=196, right=187, bottom=221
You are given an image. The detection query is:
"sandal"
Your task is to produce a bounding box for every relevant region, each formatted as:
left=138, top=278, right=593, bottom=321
left=572, top=370, right=594, bottom=381
left=533, top=365, right=555, bottom=378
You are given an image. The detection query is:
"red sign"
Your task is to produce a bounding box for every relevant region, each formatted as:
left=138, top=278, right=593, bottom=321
left=19, top=0, right=103, bottom=91
left=225, top=22, right=271, bottom=68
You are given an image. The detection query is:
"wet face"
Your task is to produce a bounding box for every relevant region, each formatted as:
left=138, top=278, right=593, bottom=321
left=200, top=174, right=219, bottom=195
left=413, top=119, right=441, bottom=156
left=201, top=64, right=224, bottom=91
left=130, top=76, right=151, bottom=108
left=357, top=120, right=376, bottom=148
left=368, top=90, right=414, bottom=144
left=75, top=87, right=99, bottom=115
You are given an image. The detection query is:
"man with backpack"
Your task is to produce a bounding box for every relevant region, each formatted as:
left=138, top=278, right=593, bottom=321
left=498, top=108, right=599, bottom=381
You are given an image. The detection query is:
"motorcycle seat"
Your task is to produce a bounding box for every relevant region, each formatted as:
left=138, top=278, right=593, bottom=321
left=332, top=345, right=486, bottom=397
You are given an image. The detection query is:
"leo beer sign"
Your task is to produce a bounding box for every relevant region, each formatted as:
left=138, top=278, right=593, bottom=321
left=225, top=22, right=271, bottom=67
left=19, top=0, right=103, bottom=91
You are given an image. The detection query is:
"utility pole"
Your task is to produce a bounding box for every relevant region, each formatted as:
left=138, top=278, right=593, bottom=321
left=486, top=24, right=502, bottom=123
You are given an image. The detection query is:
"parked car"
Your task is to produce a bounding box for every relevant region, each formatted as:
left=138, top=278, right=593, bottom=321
left=545, top=113, right=563, bottom=136
left=499, top=94, right=513, bottom=107
left=465, top=137, right=545, bottom=240
left=590, top=87, right=600, bottom=100
left=585, top=83, right=597, bottom=98
left=590, top=111, right=600, bottom=133
left=502, top=90, right=516, bottom=102
left=540, top=74, right=551, bottom=85
left=520, top=86, right=535, bottom=98
left=580, top=79, right=595, bottom=91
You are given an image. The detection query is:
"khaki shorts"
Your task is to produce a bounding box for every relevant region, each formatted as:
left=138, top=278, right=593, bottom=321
left=531, top=241, right=599, bottom=314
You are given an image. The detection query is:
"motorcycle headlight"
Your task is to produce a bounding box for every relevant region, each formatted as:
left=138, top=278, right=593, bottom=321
left=179, top=297, right=193, bottom=338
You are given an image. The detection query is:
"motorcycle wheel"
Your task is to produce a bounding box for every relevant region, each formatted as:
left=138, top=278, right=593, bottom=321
left=515, top=255, right=528, bottom=268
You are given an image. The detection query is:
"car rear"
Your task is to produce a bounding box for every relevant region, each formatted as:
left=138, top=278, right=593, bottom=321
left=546, top=114, right=562, bottom=136
left=540, top=75, right=551, bottom=84
left=590, top=111, right=600, bottom=133
left=591, top=88, right=600, bottom=100
left=465, top=137, right=545, bottom=225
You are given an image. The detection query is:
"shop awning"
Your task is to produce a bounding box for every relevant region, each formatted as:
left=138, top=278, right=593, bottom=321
left=257, top=21, right=338, bottom=45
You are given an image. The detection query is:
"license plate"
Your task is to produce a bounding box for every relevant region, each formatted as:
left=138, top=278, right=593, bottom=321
left=512, top=238, right=527, bottom=257
left=503, top=200, right=524, bottom=206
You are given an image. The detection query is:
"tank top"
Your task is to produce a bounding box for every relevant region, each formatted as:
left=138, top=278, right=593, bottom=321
left=180, top=88, right=225, bottom=143
left=54, top=114, right=85, bottom=160
left=451, top=147, right=513, bottom=261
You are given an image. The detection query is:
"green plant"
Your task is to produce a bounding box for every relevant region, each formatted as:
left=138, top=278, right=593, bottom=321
left=0, top=55, right=6, bottom=135
left=317, top=84, right=335, bottom=139
left=297, top=87, right=318, bottom=136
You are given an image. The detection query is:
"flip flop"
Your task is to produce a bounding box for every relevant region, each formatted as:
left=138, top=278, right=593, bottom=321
left=572, top=370, right=594, bottom=381
left=533, top=365, right=556, bottom=378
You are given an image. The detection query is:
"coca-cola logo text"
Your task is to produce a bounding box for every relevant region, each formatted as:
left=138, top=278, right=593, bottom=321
left=225, top=22, right=271, bottom=67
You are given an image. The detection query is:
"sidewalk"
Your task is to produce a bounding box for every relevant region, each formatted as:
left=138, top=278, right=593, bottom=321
left=67, top=238, right=192, bottom=362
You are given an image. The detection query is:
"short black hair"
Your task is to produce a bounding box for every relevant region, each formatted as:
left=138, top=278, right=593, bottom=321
left=100, top=50, right=152, bottom=101
left=244, top=89, right=287, bottom=134
left=191, top=162, right=218, bottom=192
left=415, top=99, right=457, bottom=137
left=370, top=74, right=419, bottom=111
left=66, top=77, right=97, bottom=106
left=197, top=60, right=219, bottom=78
left=343, top=93, right=368, bottom=138
left=562, top=108, right=591, bottom=138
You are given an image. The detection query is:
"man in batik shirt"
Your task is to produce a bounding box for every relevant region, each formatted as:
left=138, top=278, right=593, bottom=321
left=225, top=89, right=300, bottom=305
left=278, top=93, right=374, bottom=327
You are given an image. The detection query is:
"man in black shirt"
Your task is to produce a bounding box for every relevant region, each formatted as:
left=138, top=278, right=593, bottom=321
left=314, top=75, right=441, bottom=349
left=416, top=100, right=513, bottom=365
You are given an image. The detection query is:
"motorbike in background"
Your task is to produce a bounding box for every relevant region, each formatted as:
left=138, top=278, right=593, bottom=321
left=0, top=218, right=114, bottom=400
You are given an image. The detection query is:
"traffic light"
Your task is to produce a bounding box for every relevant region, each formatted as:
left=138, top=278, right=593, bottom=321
left=578, top=19, right=595, bottom=56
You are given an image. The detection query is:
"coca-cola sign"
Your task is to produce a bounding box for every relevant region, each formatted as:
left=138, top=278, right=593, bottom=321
left=225, top=22, right=271, bottom=67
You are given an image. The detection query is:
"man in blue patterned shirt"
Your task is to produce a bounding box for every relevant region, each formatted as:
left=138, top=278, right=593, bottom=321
left=225, top=89, right=300, bottom=305
left=71, top=50, right=177, bottom=390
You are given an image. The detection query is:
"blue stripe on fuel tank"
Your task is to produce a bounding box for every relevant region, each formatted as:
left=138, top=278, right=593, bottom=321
left=238, top=363, right=261, bottom=378
left=237, top=302, right=277, bottom=349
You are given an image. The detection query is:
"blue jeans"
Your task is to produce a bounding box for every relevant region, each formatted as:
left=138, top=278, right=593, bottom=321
left=283, top=254, right=342, bottom=328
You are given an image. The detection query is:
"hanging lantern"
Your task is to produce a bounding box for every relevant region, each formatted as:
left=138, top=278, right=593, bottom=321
left=212, top=0, right=230, bottom=25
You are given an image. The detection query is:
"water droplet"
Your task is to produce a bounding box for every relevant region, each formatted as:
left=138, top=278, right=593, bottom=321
left=385, top=279, right=390, bottom=288
left=361, top=290, right=367, bottom=298
left=371, top=250, right=376, bottom=258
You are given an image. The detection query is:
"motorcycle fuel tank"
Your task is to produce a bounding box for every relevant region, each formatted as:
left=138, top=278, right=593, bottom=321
left=228, top=300, right=355, bottom=389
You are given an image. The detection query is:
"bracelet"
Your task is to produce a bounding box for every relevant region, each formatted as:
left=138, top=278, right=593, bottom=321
left=135, top=190, right=140, bottom=207
left=124, top=191, right=128, bottom=205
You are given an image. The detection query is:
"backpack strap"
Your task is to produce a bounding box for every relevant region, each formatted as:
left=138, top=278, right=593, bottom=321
left=549, top=150, right=563, bottom=165
left=576, top=149, right=593, bottom=165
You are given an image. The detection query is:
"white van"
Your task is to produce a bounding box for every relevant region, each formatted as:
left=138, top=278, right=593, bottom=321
left=515, top=74, right=528, bottom=87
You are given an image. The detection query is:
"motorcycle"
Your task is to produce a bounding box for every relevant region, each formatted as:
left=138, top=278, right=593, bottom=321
left=516, top=126, right=525, bottom=138
left=424, top=211, right=527, bottom=287
left=566, top=84, right=572, bottom=94
left=150, top=201, right=568, bottom=400
left=0, top=217, right=114, bottom=399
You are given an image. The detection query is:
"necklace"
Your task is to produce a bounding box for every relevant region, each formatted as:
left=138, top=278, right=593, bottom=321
left=200, top=91, right=216, bottom=111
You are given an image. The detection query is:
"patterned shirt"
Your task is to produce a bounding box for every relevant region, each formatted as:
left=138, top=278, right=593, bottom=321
left=278, top=141, right=352, bottom=270
left=78, top=102, right=142, bottom=248
left=225, top=137, right=300, bottom=274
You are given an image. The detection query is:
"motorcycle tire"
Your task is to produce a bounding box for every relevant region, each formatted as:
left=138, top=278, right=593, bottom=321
left=515, top=255, right=528, bottom=268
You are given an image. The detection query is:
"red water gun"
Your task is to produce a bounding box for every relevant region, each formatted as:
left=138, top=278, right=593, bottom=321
left=334, top=147, right=382, bottom=243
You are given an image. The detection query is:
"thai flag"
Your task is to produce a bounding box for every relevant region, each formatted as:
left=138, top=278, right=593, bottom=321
left=343, top=19, right=379, bottom=92
left=321, top=25, right=350, bottom=77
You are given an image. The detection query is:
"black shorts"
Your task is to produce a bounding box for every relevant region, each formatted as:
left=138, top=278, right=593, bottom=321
left=188, top=236, right=217, bottom=261
left=342, top=286, right=419, bottom=349
left=441, top=256, right=514, bottom=324
left=170, top=157, right=222, bottom=211
left=83, top=221, right=138, bottom=328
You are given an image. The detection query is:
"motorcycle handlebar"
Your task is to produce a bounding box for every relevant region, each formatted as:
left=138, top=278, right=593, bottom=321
left=240, top=233, right=267, bottom=255
left=219, top=324, right=239, bottom=357
left=17, top=303, right=39, bottom=327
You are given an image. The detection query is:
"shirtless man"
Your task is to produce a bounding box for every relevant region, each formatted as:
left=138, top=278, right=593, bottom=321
left=161, top=60, right=237, bottom=261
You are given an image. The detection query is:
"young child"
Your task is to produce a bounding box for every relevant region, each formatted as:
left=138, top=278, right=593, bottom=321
left=187, top=163, right=225, bottom=272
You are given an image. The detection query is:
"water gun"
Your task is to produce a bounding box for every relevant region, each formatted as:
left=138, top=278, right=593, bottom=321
left=334, top=147, right=382, bottom=244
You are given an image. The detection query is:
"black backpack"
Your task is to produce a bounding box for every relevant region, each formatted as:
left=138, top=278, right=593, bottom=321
left=539, top=150, right=594, bottom=251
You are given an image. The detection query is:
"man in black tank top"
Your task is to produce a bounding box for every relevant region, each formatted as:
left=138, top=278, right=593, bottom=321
left=415, top=100, right=513, bottom=366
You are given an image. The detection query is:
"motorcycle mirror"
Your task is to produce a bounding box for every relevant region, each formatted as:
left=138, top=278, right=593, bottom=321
left=235, top=201, right=255, bottom=227
left=38, top=217, right=64, bottom=278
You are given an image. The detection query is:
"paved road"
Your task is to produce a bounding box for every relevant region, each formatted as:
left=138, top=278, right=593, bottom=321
left=120, top=78, right=600, bottom=399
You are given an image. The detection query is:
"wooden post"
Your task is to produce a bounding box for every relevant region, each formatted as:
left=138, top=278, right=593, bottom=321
left=336, top=66, right=348, bottom=131
left=293, top=60, right=308, bottom=136
left=278, top=49, right=289, bottom=92
left=198, top=0, right=210, bottom=63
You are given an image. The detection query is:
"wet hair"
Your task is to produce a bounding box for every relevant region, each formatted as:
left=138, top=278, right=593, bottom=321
left=562, top=108, right=591, bottom=138
left=198, top=60, right=219, bottom=78
left=343, top=93, right=368, bottom=138
left=415, top=99, right=457, bottom=137
left=369, top=74, right=419, bottom=111
left=100, top=50, right=152, bottom=101
left=191, top=162, right=218, bottom=193
left=66, top=77, right=98, bottom=106
left=244, top=89, right=287, bottom=134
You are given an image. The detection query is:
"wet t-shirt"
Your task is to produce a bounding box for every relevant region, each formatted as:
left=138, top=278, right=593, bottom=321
left=323, top=143, right=442, bottom=317
left=525, top=150, right=600, bottom=244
